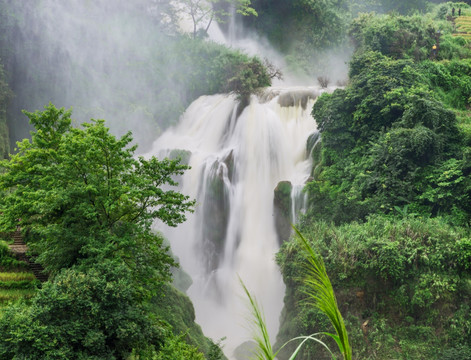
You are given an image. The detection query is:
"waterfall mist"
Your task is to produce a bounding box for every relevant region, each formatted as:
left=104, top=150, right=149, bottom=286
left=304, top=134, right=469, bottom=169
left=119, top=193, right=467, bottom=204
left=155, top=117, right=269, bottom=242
left=3, top=0, right=188, bottom=150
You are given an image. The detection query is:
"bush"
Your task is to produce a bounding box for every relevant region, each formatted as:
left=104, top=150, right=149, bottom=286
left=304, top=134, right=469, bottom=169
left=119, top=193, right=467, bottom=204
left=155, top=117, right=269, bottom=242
left=440, top=345, right=471, bottom=360
left=276, top=216, right=471, bottom=359
left=0, top=260, right=166, bottom=359
left=308, top=48, right=468, bottom=224
left=349, top=13, right=439, bottom=61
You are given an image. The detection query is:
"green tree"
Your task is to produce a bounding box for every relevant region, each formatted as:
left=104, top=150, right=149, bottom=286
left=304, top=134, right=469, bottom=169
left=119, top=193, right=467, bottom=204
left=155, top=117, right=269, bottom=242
left=0, top=104, right=194, bottom=279
left=0, top=104, right=201, bottom=358
left=308, top=47, right=466, bottom=224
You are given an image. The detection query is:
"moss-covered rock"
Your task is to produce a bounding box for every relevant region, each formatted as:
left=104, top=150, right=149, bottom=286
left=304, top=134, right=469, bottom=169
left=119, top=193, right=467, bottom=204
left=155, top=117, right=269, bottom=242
left=311, top=142, right=322, bottom=180
left=171, top=263, right=193, bottom=293
left=201, top=160, right=231, bottom=272
left=273, top=180, right=292, bottom=245
left=278, top=90, right=318, bottom=110
left=153, top=283, right=222, bottom=357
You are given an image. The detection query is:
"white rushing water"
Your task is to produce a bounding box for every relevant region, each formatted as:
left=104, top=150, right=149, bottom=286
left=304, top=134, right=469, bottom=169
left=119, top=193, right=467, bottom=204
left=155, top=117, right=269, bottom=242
left=149, top=87, right=319, bottom=358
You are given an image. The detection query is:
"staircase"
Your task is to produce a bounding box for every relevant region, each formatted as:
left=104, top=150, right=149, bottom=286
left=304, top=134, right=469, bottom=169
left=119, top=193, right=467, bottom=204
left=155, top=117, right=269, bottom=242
left=8, top=230, right=48, bottom=283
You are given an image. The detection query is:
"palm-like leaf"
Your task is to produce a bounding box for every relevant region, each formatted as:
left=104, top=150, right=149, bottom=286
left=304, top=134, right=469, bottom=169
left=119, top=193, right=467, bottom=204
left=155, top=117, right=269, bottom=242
left=293, top=226, right=352, bottom=360
left=240, top=226, right=352, bottom=360
left=240, top=278, right=276, bottom=360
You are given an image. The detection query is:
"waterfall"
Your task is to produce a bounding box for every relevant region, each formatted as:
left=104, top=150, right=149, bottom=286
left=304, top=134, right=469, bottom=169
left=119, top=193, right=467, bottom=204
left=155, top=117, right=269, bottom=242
left=150, top=87, right=318, bottom=358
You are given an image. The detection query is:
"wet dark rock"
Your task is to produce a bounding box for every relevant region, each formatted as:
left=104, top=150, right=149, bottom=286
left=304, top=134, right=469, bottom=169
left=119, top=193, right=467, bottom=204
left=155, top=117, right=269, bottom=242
left=310, top=139, right=322, bottom=180
left=236, top=96, right=250, bottom=118
left=222, top=150, right=235, bottom=182
left=278, top=90, right=318, bottom=109
left=201, top=160, right=231, bottom=272
left=306, top=131, right=320, bottom=155
left=171, top=264, right=193, bottom=293
left=274, top=180, right=293, bottom=245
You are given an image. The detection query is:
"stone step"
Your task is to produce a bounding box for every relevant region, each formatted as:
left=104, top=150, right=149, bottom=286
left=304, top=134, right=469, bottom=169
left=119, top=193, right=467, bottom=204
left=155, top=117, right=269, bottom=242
left=6, top=231, right=49, bottom=283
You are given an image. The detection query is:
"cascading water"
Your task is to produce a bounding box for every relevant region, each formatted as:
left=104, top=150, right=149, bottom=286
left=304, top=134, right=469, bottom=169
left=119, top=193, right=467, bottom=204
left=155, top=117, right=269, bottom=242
left=150, top=87, right=319, bottom=358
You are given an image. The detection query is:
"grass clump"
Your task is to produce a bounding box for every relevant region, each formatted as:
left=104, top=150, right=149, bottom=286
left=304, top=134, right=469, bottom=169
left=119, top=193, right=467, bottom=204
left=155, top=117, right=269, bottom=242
left=0, top=280, right=38, bottom=290
left=0, top=289, right=36, bottom=304
left=0, top=272, right=36, bottom=282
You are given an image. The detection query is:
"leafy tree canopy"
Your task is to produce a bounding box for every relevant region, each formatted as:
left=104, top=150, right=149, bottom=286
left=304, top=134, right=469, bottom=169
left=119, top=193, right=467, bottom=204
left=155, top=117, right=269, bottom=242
left=0, top=104, right=194, bottom=280
left=0, top=104, right=205, bottom=359
left=307, top=7, right=471, bottom=225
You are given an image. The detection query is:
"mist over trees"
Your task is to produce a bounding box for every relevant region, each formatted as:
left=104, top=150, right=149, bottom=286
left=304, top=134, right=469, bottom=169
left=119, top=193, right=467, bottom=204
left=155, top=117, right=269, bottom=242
left=0, top=0, right=270, bottom=152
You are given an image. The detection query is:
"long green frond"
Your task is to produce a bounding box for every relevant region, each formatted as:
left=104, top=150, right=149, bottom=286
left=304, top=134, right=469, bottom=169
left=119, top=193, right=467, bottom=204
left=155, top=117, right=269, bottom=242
left=293, top=226, right=352, bottom=360
left=240, top=278, right=276, bottom=360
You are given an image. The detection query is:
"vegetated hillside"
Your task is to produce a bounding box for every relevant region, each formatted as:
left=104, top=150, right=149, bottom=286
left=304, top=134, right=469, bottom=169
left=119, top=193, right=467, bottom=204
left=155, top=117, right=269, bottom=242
left=0, top=239, right=38, bottom=306
left=0, top=1, right=272, bottom=359
left=0, top=105, right=227, bottom=360
left=241, top=0, right=450, bottom=80
left=277, top=2, right=471, bottom=359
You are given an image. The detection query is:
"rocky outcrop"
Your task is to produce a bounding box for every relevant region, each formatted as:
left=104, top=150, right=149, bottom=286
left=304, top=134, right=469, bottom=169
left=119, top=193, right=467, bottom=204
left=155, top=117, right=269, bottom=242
left=278, top=89, right=318, bottom=109
left=273, top=180, right=293, bottom=245
left=200, top=156, right=233, bottom=272
left=307, top=132, right=322, bottom=179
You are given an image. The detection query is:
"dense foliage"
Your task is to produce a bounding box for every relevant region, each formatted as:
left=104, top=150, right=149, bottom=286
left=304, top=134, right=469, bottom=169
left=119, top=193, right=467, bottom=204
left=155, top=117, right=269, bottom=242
left=240, top=0, right=447, bottom=79
left=0, top=260, right=165, bottom=359
left=277, top=216, right=471, bottom=359
left=277, top=3, right=471, bottom=360
left=0, top=105, right=194, bottom=275
left=2, top=1, right=471, bottom=359
left=242, top=0, right=351, bottom=78
left=307, top=10, right=471, bottom=226
left=243, top=0, right=349, bottom=52
left=0, top=105, right=222, bottom=359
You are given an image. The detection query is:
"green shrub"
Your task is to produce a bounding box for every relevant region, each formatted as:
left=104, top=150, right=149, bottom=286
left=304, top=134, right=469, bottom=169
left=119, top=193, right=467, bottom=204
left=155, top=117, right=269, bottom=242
left=439, top=345, right=471, bottom=360
left=153, top=334, right=205, bottom=360
left=0, top=289, right=36, bottom=304
left=277, top=216, right=471, bottom=359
